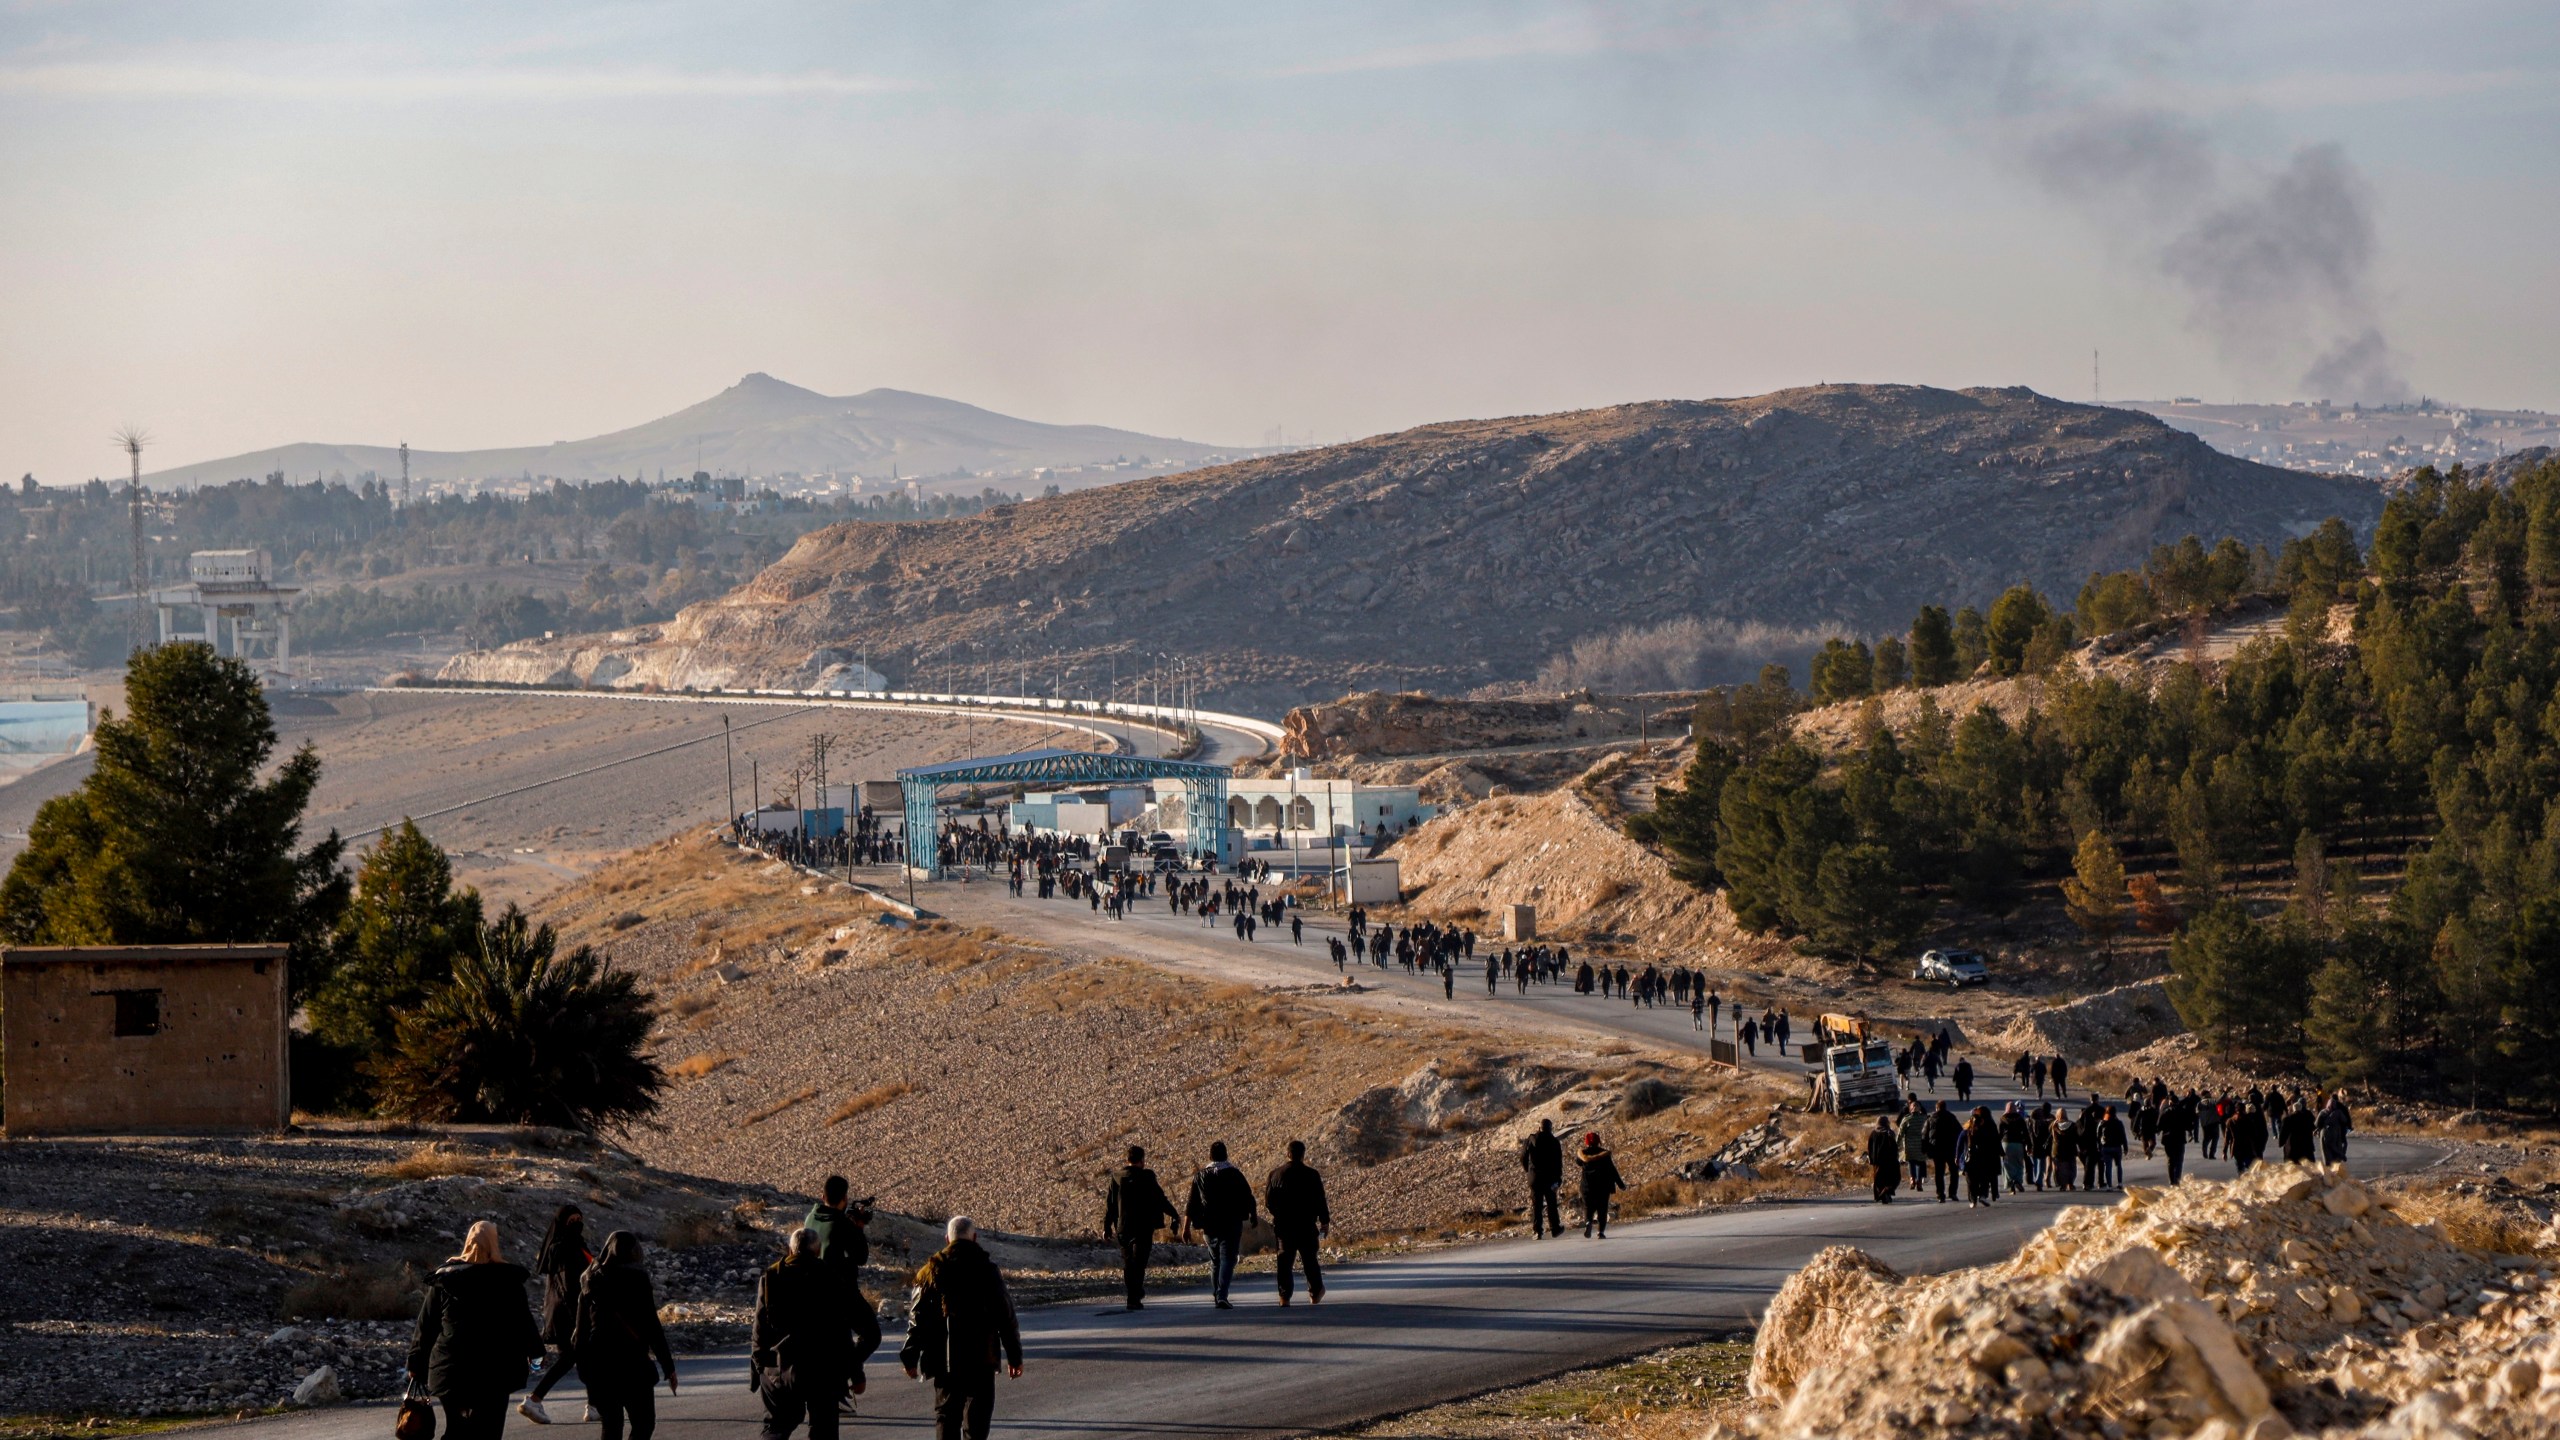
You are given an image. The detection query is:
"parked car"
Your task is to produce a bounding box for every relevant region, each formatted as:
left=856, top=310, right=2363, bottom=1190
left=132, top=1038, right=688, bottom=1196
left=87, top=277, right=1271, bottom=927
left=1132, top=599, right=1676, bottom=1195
left=1914, top=949, right=1991, bottom=987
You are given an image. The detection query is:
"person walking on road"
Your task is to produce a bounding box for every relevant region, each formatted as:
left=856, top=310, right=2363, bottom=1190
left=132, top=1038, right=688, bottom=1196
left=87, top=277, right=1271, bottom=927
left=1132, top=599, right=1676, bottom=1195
left=1962, top=1108, right=2001, bottom=1205
left=804, top=1176, right=882, bottom=1410
left=1264, top=1140, right=1330, bottom=1306
left=2050, top=1054, right=2070, bottom=1099
left=521, top=1206, right=591, bottom=1424
left=1866, top=1115, right=1900, bottom=1203
left=2097, top=1105, right=2128, bottom=1188
left=1103, top=1146, right=1181, bottom=1311
left=2318, top=1093, right=2353, bottom=1165
left=1690, top=988, right=1706, bottom=1029
left=408, top=1221, right=545, bottom=1440
left=1926, top=1101, right=1962, bottom=1202
left=2158, top=1093, right=2194, bottom=1185
left=1520, top=1119, right=1565, bottom=1237
left=900, top=1217, right=1023, bottom=1440
left=1952, top=1057, right=1974, bottom=1103
left=1183, top=1142, right=1257, bottom=1310
left=2279, top=1098, right=2318, bottom=1164
left=1998, top=1102, right=2028, bottom=1195
left=571, top=1232, right=676, bottom=1440
left=753, top=1228, right=851, bottom=1440
left=1896, top=1099, right=1928, bottom=1192
left=2229, top=1098, right=2268, bottom=1174
left=1575, top=1132, right=1623, bottom=1238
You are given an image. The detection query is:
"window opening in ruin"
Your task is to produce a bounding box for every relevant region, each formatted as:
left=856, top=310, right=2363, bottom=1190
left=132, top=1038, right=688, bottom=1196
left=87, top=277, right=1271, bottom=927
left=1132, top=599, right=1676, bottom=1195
left=110, top=988, right=162, bottom=1037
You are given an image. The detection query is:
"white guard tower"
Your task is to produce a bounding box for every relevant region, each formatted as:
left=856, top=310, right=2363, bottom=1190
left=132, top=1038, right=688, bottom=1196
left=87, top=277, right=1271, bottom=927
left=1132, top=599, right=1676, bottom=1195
left=152, top=550, right=299, bottom=672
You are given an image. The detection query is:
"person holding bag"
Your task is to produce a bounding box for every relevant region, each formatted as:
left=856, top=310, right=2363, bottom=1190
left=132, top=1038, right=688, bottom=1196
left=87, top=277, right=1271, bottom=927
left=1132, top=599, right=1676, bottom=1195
left=407, top=1221, right=544, bottom=1440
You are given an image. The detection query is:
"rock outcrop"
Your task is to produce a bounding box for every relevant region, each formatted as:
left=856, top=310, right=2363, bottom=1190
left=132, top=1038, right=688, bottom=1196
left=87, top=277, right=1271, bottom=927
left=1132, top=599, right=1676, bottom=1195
left=440, top=384, right=2382, bottom=708
left=1725, top=1166, right=2560, bottom=1440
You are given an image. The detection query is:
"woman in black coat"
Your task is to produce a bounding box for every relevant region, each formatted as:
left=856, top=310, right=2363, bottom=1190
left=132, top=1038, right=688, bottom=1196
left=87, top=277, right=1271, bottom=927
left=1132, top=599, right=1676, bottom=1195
left=408, top=1220, right=545, bottom=1440
left=574, top=1232, right=677, bottom=1440
left=522, top=1205, right=591, bottom=1422
left=1574, top=1133, right=1624, bottom=1239
left=1962, top=1108, right=2002, bottom=1206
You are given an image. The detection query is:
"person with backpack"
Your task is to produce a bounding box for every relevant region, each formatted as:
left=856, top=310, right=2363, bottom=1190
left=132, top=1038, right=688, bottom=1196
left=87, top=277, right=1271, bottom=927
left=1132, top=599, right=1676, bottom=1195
left=520, top=1206, right=591, bottom=1424
left=1574, top=1132, right=1624, bottom=1238
left=803, top=1176, right=882, bottom=1409
left=1182, top=1141, right=1258, bottom=1310
left=1102, top=1146, right=1182, bottom=1311
left=753, top=1228, right=851, bottom=1440
left=1264, top=1139, right=1330, bottom=1305
left=900, top=1217, right=1022, bottom=1440
left=1519, top=1118, right=1565, bottom=1237
left=407, top=1221, right=545, bottom=1440
left=571, top=1232, right=676, bottom=1440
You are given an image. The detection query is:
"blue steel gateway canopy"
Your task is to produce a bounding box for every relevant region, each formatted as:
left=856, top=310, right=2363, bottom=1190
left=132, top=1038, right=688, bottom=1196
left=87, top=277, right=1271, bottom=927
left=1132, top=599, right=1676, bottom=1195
left=896, top=748, right=1229, bottom=877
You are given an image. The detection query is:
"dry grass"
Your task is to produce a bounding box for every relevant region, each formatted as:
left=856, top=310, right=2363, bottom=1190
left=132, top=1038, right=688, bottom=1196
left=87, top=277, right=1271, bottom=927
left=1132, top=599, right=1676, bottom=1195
left=658, top=1209, right=734, bottom=1250
left=369, top=1143, right=491, bottom=1183
left=283, top=1263, right=419, bottom=1321
left=667, top=991, right=717, bottom=1019
left=743, top=1086, right=820, bottom=1126
left=2392, top=1187, right=2549, bottom=1255
left=828, top=1081, right=914, bottom=1125
left=670, top=1052, right=736, bottom=1080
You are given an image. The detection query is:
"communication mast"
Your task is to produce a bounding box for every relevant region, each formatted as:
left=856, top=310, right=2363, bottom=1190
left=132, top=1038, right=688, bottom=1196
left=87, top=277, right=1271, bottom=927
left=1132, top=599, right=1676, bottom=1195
left=113, top=425, right=150, bottom=652
left=399, top=441, right=410, bottom=508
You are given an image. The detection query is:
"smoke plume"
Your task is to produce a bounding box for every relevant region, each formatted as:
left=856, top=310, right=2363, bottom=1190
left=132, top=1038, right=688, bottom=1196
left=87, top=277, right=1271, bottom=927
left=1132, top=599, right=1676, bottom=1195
left=1857, top=2, right=2412, bottom=402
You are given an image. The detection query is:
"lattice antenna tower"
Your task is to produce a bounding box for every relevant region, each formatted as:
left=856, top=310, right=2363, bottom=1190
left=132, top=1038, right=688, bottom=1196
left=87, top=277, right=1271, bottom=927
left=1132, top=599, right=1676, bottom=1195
left=112, top=424, right=150, bottom=652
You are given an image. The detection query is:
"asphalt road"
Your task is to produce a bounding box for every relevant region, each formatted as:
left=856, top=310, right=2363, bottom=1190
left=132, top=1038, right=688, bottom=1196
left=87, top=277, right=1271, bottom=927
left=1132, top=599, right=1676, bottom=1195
left=208, top=1133, right=2436, bottom=1440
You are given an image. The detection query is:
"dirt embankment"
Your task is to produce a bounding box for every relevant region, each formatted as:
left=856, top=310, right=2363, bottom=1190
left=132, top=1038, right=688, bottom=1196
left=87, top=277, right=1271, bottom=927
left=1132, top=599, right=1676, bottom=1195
left=0, top=1127, right=882, bottom=1418
left=1273, top=690, right=1698, bottom=765
left=534, top=831, right=1796, bottom=1244
left=1732, top=1164, right=2560, bottom=1440
left=1387, top=778, right=1803, bottom=973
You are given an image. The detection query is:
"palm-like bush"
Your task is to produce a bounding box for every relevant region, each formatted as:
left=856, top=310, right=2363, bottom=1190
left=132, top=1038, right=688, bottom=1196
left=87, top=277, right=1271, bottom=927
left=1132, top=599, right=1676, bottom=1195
left=373, top=905, right=664, bottom=1132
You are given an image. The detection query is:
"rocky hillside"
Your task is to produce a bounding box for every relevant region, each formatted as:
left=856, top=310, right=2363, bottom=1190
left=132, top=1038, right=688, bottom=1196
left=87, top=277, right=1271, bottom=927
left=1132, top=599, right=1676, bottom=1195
left=442, top=384, right=2380, bottom=709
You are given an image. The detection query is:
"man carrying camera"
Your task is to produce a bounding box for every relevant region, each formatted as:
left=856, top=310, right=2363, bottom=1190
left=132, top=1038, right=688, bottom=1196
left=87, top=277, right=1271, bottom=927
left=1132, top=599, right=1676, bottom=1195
left=804, top=1176, right=883, bottom=1409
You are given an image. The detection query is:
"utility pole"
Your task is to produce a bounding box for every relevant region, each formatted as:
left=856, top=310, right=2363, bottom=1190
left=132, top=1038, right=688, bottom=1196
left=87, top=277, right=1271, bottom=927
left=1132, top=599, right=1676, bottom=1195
left=2093, top=349, right=2101, bottom=406
left=723, top=713, right=736, bottom=826
left=114, top=425, right=149, bottom=655
left=399, top=441, right=411, bottom=509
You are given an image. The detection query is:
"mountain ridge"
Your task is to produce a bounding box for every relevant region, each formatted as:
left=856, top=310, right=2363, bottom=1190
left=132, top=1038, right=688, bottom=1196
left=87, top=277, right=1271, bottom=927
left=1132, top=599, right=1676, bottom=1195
left=438, top=382, right=2386, bottom=708
left=136, top=374, right=1256, bottom=490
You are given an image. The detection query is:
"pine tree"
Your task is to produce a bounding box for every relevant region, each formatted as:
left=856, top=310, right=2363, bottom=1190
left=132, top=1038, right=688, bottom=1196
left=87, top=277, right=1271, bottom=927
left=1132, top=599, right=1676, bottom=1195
left=0, top=643, right=347, bottom=985
left=308, top=821, right=486, bottom=1056
left=1908, top=605, right=1958, bottom=686
left=2061, top=829, right=2127, bottom=955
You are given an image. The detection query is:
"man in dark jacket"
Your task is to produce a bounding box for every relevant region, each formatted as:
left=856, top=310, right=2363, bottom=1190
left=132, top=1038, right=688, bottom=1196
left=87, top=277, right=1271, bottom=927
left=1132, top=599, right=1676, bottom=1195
left=2229, top=1101, right=2268, bottom=1175
left=1926, top=1101, right=1962, bottom=1202
left=410, top=1221, right=546, bottom=1440
left=1182, top=1142, right=1258, bottom=1310
left=1102, top=1146, right=1181, bottom=1311
left=804, top=1176, right=881, bottom=1407
left=1865, top=1115, right=1899, bottom=1203
left=1520, top=1119, right=1565, bottom=1238
left=2279, top=1100, right=2319, bottom=1163
left=900, top=1217, right=1022, bottom=1440
left=1264, top=1140, right=1330, bottom=1306
left=1574, top=1132, right=1623, bottom=1238
left=754, top=1228, right=850, bottom=1440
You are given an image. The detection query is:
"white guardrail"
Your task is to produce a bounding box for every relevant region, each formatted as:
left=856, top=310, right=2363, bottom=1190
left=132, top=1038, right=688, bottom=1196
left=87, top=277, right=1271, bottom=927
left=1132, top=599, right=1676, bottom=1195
left=366, top=682, right=1284, bottom=757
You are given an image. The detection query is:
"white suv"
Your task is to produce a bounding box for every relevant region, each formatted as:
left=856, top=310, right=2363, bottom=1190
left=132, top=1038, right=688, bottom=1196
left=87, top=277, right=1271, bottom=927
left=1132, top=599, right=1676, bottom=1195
left=1915, top=949, right=1990, bottom=987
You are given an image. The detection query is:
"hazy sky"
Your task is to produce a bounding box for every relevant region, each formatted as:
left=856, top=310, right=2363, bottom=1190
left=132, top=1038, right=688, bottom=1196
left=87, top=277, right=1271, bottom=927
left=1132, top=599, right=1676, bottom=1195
left=3, top=1, right=2554, bottom=482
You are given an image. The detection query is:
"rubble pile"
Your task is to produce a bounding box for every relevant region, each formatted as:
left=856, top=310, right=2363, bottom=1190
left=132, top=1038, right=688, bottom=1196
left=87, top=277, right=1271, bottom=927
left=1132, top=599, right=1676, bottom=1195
left=1727, top=1166, right=2559, bottom=1440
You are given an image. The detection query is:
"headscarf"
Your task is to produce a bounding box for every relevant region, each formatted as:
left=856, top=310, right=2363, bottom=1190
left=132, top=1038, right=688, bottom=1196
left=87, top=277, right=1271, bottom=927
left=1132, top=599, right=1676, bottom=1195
left=592, top=1230, right=643, bottom=1274
left=533, top=1206, right=586, bottom=1274
left=455, top=1219, right=503, bottom=1265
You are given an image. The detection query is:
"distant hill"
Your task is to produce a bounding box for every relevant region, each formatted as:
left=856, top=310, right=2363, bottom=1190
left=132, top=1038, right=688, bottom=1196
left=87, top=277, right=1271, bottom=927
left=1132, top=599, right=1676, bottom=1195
left=441, top=384, right=2385, bottom=709
left=141, top=373, right=1257, bottom=491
